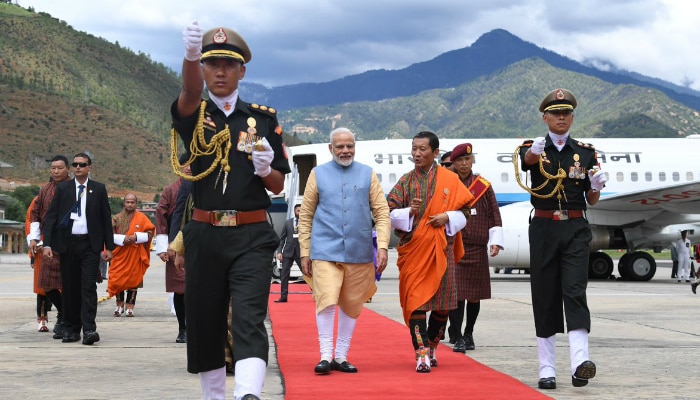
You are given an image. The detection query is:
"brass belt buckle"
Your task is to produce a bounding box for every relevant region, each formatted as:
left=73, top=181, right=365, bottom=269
left=213, top=210, right=238, bottom=227
left=553, top=210, right=568, bottom=221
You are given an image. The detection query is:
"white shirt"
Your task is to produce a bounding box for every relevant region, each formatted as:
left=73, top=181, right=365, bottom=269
left=71, top=178, right=89, bottom=235
left=677, top=237, right=691, bottom=258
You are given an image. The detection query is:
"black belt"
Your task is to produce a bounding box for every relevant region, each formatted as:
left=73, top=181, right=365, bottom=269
left=71, top=234, right=89, bottom=239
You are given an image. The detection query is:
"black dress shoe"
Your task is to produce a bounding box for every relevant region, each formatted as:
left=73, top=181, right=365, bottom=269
left=53, top=323, right=65, bottom=340
left=82, top=330, right=100, bottom=345
left=314, top=360, right=331, bottom=375
left=453, top=337, right=466, bottom=353
left=572, top=360, right=596, bottom=387
left=331, top=359, right=358, bottom=373
left=692, top=282, right=699, bottom=294
left=176, top=329, right=187, bottom=343
left=274, top=298, right=287, bottom=303
left=464, top=333, right=475, bottom=350
left=240, top=395, right=260, bottom=400
left=62, top=332, right=80, bottom=343
left=538, top=377, right=556, bottom=389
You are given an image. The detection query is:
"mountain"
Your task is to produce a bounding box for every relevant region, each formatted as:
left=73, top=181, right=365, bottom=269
left=0, top=4, right=302, bottom=196
left=1, top=3, right=698, bottom=196
left=242, top=29, right=700, bottom=112
left=276, top=58, right=700, bottom=142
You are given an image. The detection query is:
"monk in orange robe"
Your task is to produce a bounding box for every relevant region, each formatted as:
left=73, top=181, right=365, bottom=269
left=387, top=131, right=473, bottom=373
left=108, top=194, right=155, bottom=317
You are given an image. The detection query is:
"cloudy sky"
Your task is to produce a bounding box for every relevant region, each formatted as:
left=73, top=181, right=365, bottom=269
left=17, top=0, right=700, bottom=90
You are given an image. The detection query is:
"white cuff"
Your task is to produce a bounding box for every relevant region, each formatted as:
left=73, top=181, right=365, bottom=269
left=155, top=234, right=169, bottom=254
left=255, top=166, right=272, bottom=178
left=444, top=211, right=466, bottom=236
left=390, top=208, right=414, bottom=232
left=28, top=222, right=41, bottom=243
left=135, top=232, right=149, bottom=244
left=488, top=226, right=505, bottom=249
left=114, top=234, right=126, bottom=246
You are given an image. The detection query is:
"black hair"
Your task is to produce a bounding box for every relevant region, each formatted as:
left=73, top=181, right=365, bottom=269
left=50, top=155, right=69, bottom=167
left=74, top=152, right=92, bottom=165
left=413, top=131, right=439, bottom=151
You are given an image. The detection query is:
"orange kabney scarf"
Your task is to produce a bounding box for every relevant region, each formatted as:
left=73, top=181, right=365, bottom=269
left=397, top=167, right=474, bottom=326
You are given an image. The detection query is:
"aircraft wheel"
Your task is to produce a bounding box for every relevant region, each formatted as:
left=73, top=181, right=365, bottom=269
left=271, top=259, right=282, bottom=280
left=493, top=267, right=501, bottom=274
left=589, top=252, right=614, bottom=279
left=626, top=251, right=656, bottom=281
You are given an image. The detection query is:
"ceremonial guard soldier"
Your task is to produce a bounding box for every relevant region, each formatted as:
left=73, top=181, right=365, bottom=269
left=517, top=88, right=608, bottom=390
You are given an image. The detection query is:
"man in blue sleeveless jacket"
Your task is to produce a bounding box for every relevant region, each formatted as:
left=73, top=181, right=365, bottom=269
left=298, top=127, right=391, bottom=375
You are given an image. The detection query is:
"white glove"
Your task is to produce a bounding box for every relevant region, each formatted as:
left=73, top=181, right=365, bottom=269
left=530, top=136, right=546, bottom=155
left=252, top=138, right=274, bottom=177
left=182, top=21, right=203, bottom=61
left=588, top=167, right=607, bottom=191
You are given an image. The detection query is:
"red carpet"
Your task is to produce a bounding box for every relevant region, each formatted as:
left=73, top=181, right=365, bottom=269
left=268, top=284, right=550, bottom=400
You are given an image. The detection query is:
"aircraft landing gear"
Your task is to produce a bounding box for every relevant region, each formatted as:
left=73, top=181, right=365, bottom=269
left=617, top=251, right=656, bottom=281
left=589, top=252, right=614, bottom=279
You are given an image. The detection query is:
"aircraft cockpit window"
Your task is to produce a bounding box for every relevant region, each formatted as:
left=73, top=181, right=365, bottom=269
left=616, top=172, right=624, bottom=182
left=658, top=172, right=666, bottom=182
left=672, top=172, right=680, bottom=181
left=644, top=172, right=652, bottom=182
left=631, top=172, right=638, bottom=182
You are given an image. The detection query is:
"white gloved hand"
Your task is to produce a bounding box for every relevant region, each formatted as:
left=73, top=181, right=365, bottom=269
left=182, top=21, right=203, bottom=61
left=530, top=136, right=546, bottom=155
left=252, top=138, right=274, bottom=177
left=588, top=167, right=607, bottom=191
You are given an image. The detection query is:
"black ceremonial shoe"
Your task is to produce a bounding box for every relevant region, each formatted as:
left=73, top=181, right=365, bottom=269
left=331, top=359, right=358, bottom=373
left=692, top=282, right=699, bottom=294
left=176, top=329, right=187, bottom=343
left=464, top=333, right=476, bottom=350
left=453, top=337, right=466, bottom=353
left=314, top=360, right=331, bottom=375
left=82, top=330, right=100, bottom=345
left=62, top=332, right=80, bottom=343
left=572, top=360, right=596, bottom=387
left=538, top=377, right=556, bottom=390
left=241, top=395, right=260, bottom=400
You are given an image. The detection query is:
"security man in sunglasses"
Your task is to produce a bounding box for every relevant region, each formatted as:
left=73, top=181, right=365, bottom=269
left=42, top=153, right=114, bottom=346
left=518, top=88, right=608, bottom=391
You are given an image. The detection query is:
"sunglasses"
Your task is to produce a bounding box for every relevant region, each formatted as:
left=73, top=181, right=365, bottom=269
left=72, top=162, right=90, bottom=168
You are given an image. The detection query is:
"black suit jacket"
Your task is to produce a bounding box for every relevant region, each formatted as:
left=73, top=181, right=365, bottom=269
left=43, top=178, right=115, bottom=254
left=276, top=217, right=300, bottom=258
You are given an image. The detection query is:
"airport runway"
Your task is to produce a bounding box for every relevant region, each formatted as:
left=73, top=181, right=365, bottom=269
left=0, top=251, right=698, bottom=399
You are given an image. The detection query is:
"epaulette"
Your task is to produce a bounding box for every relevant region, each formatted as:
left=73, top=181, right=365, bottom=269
left=521, top=140, right=533, bottom=147
left=575, top=141, right=595, bottom=150
left=248, top=103, right=277, bottom=117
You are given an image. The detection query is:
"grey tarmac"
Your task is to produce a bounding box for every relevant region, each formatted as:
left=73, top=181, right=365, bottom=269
left=0, top=251, right=697, bottom=399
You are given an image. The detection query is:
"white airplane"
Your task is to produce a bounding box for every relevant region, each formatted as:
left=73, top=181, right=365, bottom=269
left=270, top=137, right=700, bottom=281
